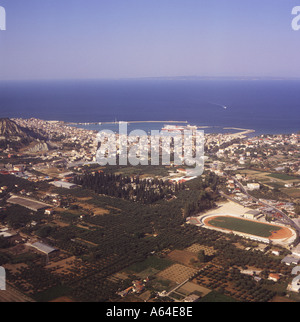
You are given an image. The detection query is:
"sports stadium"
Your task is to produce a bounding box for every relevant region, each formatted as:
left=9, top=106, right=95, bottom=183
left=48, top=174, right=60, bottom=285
left=188, top=201, right=297, bottom=246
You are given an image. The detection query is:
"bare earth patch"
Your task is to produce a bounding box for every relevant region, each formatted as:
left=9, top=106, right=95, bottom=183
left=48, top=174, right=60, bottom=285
left=75, top=202, right=110, bottom=215
left=177, top=281, right=211, bottom=297
left=50, top=296, right=75, bottom=302
left=167, top=250, right=198, bottom=267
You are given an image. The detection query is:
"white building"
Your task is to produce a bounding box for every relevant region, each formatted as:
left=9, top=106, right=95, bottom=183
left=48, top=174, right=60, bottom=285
left=247, top=183, right=260, bottom=191
left=244, top=209, right=261, bottom=220
left=50, top=181, right=77, bottom=189
left=281, top=256, right=300, bottom=266
left=291, top=244, right=300, bottom=258
left=289, top=275, right=300, bottom=293
left=291, top=266, right=300, bottom=275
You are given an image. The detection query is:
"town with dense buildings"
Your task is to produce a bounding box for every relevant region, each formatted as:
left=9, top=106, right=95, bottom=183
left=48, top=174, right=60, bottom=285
left=0, top=117, right=299, bottom=302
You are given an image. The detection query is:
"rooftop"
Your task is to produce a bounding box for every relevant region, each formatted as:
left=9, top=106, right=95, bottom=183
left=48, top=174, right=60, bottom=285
left=7, top=195, right=51, bottom=212
left=30, top=242, right=56, bottom=255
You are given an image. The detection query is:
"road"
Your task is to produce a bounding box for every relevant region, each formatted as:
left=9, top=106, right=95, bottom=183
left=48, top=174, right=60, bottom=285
left=229, top=175, right=300, bottom=236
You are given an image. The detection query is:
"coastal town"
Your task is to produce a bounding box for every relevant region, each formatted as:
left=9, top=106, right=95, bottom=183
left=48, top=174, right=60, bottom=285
left=0, top=117, right=299, bottom=302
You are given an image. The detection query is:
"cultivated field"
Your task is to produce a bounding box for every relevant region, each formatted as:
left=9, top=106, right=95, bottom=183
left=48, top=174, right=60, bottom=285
left=167, top=250, right=198, bottom=267
left=239, top=169, right=300, bottom=185
left=0, top=285, right=35, bottom=302
left=267, top=173, right=298, bottom=181
left=157, top=264, right=197, bottom=284
left=185, top=244, right=216, bottom=256
left=74, top=202, right=110, bottom=216
left=176, top=281, right=211, bottom=297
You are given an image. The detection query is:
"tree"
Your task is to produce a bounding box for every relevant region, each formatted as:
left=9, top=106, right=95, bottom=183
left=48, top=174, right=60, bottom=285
left=0, top=236, right=10, bottom=248
left=36, top=225, right=54, bottom=238
left=198, top=250, right=207, bottom=263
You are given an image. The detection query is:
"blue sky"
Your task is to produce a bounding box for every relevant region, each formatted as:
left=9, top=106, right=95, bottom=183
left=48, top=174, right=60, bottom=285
left=0, top=0, right=299, bottom=80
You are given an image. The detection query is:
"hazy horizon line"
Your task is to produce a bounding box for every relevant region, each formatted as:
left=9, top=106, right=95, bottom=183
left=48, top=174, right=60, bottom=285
left=1, top=75, right=300, bottom=82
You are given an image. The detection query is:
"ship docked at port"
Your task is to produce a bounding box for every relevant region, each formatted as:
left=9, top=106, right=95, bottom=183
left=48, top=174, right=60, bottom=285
left=161, top=124, right=198, bottom=132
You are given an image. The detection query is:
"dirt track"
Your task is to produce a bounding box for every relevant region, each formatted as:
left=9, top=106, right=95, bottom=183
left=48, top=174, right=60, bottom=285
left=269, top=226, right=293, bottom=240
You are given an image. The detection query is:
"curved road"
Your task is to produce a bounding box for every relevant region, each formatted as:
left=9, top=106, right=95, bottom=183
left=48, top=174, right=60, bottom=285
left=229, top=175, right=300, bottom=237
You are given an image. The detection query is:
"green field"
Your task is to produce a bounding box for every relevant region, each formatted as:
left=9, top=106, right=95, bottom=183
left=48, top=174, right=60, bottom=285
left=267, top=173, right=298, bottom=181
left=125, top=256, right=173, bottom=273
left=207, top=216, right=281, bottom=238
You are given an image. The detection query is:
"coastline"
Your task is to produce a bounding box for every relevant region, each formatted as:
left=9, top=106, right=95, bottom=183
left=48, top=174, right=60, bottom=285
left=1, top=79, right=299, bottom=136
left=68, top=120, right=256, bottom=137
left=67, top=120, right=188, bottom=126
left=10, top=117, right=298, bottom=136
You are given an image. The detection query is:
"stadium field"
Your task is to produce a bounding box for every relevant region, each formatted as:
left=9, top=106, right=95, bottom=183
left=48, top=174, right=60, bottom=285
left=267, top=173, right=297, bottom=181
left=206, top=216, right=281, bottom=238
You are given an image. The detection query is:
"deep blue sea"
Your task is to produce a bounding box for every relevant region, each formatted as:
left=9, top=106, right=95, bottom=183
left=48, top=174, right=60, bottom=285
left=0, top=79, right=299, bottom=135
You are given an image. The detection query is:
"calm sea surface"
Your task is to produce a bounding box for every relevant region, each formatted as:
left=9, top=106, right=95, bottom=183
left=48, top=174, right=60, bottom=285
left=0, top=79, right=299, bottom=135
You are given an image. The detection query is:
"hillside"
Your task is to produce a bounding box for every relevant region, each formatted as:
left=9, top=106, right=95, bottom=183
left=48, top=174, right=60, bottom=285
left=0, top=118, right=46, bottom=149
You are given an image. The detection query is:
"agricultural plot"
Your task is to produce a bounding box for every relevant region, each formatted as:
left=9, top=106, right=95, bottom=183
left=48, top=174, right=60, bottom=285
left=282, top=187, right=300, bottom=198
left=185, top=244, right=216, bottom=256
left=240, top=169, right=300, bottom=183
left=107, top=165, right=170, bottom=178
left=0, top=285, right=35, bottom=302
left=267, top=173, right=298, bottom=181
left=167, top=250, right=198, bottom=267
left=149, top=278, right=176, bottom=293
left=199, top=291, right=238, bottom=302
left=157, top=264, right=198, bottom=284
left=176, top=281, right=211, bottom=298
left=74, top=202, right=110, bottom=216
left=125, top=256, right=173, bottom=274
